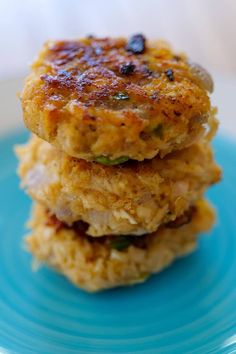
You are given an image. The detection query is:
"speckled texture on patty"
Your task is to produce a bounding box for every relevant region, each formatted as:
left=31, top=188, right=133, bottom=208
left=21, top=35, right=217, bottom=163
left=26, top=199, right=215, bottom=292
left=16, top=135, right=221, bottom=237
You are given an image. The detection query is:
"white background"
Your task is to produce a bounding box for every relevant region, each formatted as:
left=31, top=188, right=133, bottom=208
left=0, top=0, right=235, bottom=136
left=0, top=0, right=236, bottom=79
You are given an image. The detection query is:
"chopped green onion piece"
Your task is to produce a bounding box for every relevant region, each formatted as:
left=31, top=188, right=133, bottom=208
left=153, top=123, right=164, bottom=138
left=94, top=155, right=129, bottom=165
left=113, top=92, right=130, bottom=100
left=110, top=236, right=133, bottom=251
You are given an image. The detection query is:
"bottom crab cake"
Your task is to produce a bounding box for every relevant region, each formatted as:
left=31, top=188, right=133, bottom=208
left=26, top=199, right=215, bottom=292
left=17, top=136, right=221, bottom=237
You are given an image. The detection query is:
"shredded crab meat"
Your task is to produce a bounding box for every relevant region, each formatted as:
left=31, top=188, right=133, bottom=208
left=172, top=181, right=189, bottom=197
left=24, top=164, right=51, bottom=190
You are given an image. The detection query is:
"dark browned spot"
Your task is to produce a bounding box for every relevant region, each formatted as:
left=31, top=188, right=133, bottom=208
left=73, top=220, right=89, bottom=234
left=41, top=70, right=76, bottom=90
left=165, top=69, right=174, bottom=81
left=49, top=41, right=82, bottom=66
left=174, top=110, right=181, bottom=117
left=166, top=206, right=197, bottom=229
left=126, top=34, right=146, bottom=54
left=120, top=62, right=135, bottom=75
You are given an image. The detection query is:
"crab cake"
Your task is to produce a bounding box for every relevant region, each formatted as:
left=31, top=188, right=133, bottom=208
left=26, top=199, right=215, bottom=292
left=16, top=135, right=221, bottom=237
left=21, top=35, right=217, bottom=164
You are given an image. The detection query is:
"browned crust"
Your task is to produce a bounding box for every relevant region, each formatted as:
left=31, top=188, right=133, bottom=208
left=21, top=36, right=214, bottom=161
left=16, top=135, right=221, bottom=236
left=26, top=199, right=215, bottom=291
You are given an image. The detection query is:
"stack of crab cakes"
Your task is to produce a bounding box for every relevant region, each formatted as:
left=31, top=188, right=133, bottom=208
left=16, top=34, right=221, bottom=292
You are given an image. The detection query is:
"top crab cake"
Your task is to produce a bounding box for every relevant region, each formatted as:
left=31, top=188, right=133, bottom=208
left=21, top=34, right=217, bottom=164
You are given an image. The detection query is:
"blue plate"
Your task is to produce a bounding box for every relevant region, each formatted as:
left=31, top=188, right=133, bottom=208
left=0, top=130, right=236, bottom=354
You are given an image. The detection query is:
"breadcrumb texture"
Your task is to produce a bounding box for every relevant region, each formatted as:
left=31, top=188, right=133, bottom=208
left=16, top=135, right=221, bottom=236
left=21, top=36, right=217, bottom=161
left=26, top=199, right=215, bottom=292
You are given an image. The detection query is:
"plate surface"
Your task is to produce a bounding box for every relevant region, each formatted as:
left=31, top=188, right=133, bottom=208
left=0, top=130, right=236, bottom=354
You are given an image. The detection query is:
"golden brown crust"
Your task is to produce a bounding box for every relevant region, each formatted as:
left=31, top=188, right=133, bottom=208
left=21, top=36, right=215, bottom=161
left=16, top=135, right=221, bottom=236
left=26, top=199, right=215, bottom=291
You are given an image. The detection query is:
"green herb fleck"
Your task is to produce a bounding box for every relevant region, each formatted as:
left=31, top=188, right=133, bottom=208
left=153, top=123, right=164, bottom=138
left=113, top=92, right=130, bottom=100
left=94, top=156, right=129, bottom=165
left=110, top=236, right=133, bottom=251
